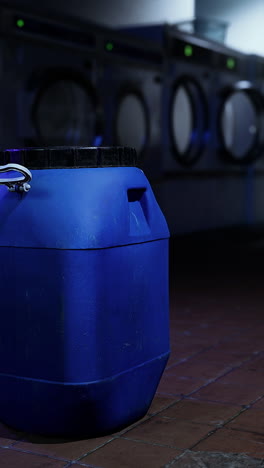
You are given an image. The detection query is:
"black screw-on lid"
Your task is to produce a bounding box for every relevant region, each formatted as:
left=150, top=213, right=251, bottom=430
left=0, top=146, right=139, bottom=169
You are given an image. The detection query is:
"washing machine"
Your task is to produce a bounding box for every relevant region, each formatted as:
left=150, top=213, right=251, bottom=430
left=0, top=4, right=105, bottom=149
left=163, top=32, right=264, bottom=233
left=163, top=29, right=222, bottom=174
left=96, top=29, right=163, bottom=182
left=208, top=47, right=264, bottom=231
left=211, top=45, right=264, bottom=170
left=246, top=54, right=264, bottom=169
left=245, top=54, right=264, bottom=227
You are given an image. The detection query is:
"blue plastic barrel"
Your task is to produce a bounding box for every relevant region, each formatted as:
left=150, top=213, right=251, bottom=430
left=0, top=146, right=170, bottom=438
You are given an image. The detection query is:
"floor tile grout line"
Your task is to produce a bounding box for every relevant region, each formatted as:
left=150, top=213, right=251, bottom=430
left=166, top=346, right=215, bottom=370
left=116, top=435, right=185, bottom=450
left=229, top=426, right=264, bottom=438
left=62, top=462, right=76, bottom=468
left=161, top=416, right=229, bottom=429
left=186, top=395, right=261, bottom=408
left=157, top=353, right=261, bottom=402
left=163, top=449, right=193, bottom=468
left=64, top=462, right=103, bottom=468
left=166, top=333, right=264, bottom=371
left=68, top=460, right=107, bottom=468
left=115, top=397, right=184, bottom=437
left=0, top=444, right=71, bottom=462
left=73, top=437, right=118, bottom=462
left=1, top=438, right=26, bottom=448
left=184, top=350, right=264, bottom=399
left=182, top=395, right=243, bottom=408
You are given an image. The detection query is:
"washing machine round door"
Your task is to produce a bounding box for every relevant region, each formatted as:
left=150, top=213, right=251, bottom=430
left=115, top=91, right=149, bottom=157
left=219, top=84, right=264, bottom=163
left=33, top=73, right=102, bottom=146
left=170, top=78, right=207, bottom=165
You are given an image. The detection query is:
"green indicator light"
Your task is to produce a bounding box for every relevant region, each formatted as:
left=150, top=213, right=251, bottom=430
left=227, top=57, right=235, bottom=69
left=184, top=45, right=193, bottom=57
left=16, top=18, right=25, bottom=28
left=105, top=42, right=114, bottom=51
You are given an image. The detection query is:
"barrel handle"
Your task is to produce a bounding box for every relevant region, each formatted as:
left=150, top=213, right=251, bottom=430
left=0, top=163, right=32, bottom=192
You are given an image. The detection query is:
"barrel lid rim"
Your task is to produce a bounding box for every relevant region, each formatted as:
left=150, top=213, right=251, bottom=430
left=0, top=146, right=140, bottom=169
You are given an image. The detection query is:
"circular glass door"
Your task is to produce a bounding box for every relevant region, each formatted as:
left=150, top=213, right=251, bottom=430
left=115, top=92, right=148, bottom=156
left=170, top=79, right=207, bottom=165
left=34, top=79, right=97, bottom=146
left=220, top=90, right=259, bottom=161
left=172, top=86, right=192, bottom=155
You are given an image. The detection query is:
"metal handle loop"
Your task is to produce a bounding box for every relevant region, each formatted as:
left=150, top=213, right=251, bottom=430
left=0, top=163, right=32, bottom=192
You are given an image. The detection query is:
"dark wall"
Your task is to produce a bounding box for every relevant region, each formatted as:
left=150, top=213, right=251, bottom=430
left=3, top=0, right=195, bottom=28
left=1, top=0, right=108, bottom=23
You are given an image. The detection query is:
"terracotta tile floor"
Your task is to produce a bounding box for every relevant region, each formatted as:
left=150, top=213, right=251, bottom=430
left=1, top=231, right=264, bottom=467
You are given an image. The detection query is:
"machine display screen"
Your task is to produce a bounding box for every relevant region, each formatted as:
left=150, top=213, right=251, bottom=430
left=13, top=15, right=96, bottom=48
left=170, top=38, right=214, bottom=66
left=216, top=52, right=238, bottom=72
left=104, top=40, right=162, bottom=65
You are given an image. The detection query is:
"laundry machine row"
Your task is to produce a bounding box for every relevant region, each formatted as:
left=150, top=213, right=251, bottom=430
left=164, top=30, right=264, bottom=233
left=120, top=23, right=264, bottom=174
left=243, top=54, right=264, bottom=227
left=1, top=4, right=263, bottom=235
left=119, top=23, right=264, bottom=234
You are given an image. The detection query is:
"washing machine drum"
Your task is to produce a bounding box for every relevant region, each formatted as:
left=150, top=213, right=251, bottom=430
left=33, top=76, right=101, bottom=146
left=220, top=86, right=264, bottom=163
left=115, top=91, right=149, bottom=156
left=170, top=79, right=207, bottom=166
